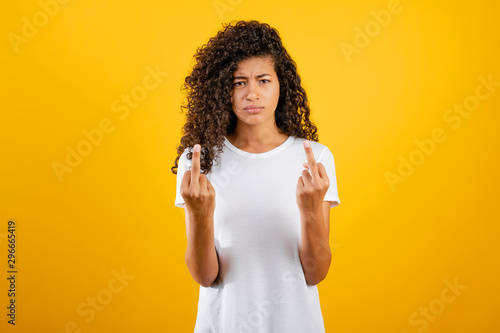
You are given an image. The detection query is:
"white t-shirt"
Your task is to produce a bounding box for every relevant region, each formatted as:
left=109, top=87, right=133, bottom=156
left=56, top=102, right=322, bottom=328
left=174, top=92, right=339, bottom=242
left=175, top=135, right=340, bottom=333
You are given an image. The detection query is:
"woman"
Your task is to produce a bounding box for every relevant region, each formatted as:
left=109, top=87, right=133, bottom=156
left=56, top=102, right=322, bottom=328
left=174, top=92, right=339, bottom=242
left=172, top=20, right=340, bottom=333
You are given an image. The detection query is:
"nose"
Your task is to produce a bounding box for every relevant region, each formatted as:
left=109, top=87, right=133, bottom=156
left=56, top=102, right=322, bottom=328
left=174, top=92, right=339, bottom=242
left=246, top=80, right=259, bottom=100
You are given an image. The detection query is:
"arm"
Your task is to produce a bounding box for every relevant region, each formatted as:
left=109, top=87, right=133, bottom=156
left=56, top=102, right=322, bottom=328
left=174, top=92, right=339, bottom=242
left=299, top=201, right=332, bottom=286
left=296, top=140, right=334, bottom=286
left=180, top=144, right=219, bottom=287
left=184, top=206, right=219, bottom=287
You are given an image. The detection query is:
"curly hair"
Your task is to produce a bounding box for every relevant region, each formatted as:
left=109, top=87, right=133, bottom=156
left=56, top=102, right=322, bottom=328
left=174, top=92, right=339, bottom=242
left=171, top=19, right=319, bottom=175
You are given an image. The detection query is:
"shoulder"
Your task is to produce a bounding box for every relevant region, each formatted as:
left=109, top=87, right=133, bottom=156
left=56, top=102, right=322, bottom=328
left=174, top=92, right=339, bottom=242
left=180, top=146, right=192, bottom=159
left=177, top=147, right=193, bottom=169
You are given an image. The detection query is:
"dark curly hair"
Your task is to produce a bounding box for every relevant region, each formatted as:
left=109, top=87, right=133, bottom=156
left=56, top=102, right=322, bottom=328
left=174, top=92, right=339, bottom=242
left=171, top=19, right=319, bottom=175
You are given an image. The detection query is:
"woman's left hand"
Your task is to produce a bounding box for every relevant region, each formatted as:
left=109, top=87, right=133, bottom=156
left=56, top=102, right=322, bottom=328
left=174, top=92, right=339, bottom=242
left=296, top=140, right=330, bottom=213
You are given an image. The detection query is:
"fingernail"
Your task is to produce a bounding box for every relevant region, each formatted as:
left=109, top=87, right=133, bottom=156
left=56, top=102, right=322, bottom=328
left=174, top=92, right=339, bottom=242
left=194, top=144, right=200, bottom=152
left=304, top=140, right=310, bottom=148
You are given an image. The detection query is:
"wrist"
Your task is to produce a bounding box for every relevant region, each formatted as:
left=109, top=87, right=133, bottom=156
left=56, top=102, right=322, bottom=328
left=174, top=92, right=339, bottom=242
left=187, top=209, right=214, bottom=226
left=299, top=204, right=323, bottom=224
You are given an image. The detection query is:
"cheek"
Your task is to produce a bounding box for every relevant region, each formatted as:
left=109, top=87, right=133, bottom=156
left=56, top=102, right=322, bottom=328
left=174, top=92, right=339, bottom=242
left=231, top=91, right=243, bottom=106
left=230, top=93, right=236, bottom=107
left=273, top=85, right=280, bottom=101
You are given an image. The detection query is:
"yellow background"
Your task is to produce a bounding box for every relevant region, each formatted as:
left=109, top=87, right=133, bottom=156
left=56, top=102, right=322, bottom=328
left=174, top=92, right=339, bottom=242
left=1, top=0, right=499, bottom=332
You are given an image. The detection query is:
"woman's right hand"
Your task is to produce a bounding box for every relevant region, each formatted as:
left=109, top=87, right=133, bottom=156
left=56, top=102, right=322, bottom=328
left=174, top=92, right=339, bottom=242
left=180, top=144, right=216, bottom=222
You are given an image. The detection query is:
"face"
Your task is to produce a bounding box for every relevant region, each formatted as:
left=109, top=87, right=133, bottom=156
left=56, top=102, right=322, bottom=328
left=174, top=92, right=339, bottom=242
left=230, top=56, right=280, bottom=129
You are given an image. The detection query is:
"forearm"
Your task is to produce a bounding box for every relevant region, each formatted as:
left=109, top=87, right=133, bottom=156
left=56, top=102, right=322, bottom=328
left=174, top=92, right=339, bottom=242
left=185, top=212, right=219, bottom=287
left=299, top=205, right=332, bottom=286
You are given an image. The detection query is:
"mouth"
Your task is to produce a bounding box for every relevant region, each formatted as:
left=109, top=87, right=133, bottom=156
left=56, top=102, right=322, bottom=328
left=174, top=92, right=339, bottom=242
left=244, top=106, right=263, bottom=114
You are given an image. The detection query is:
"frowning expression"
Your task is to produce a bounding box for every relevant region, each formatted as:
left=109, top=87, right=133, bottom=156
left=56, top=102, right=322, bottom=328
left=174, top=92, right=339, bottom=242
left=230, top=55, right=280, bottom=127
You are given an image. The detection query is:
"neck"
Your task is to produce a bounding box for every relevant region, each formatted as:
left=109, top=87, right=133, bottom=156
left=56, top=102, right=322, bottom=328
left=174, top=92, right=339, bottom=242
left=226, top=124, right=288, bottom=153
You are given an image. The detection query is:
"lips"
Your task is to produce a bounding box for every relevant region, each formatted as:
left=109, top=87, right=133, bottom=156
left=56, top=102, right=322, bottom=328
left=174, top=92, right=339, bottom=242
left=244, top=105, right=263, bottom=113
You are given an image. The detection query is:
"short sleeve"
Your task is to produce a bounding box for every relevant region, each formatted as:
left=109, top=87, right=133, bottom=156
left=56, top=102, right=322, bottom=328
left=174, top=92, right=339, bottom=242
left=174, top=148, right=192, bottom=208
left=317, top=146, right=340, bottom=208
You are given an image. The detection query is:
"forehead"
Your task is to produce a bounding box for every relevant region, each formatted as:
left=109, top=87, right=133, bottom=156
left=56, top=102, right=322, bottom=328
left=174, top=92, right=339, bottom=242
left=233, top=56, right=276, bottom=75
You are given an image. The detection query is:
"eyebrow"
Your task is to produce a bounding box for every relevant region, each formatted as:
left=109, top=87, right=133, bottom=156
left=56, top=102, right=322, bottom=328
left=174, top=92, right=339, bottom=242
left=232, top=73, right=271, bottom=81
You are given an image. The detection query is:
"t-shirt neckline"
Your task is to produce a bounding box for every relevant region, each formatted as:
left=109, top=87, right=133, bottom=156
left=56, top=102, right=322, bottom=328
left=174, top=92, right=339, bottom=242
left=224, top=135, right=295, bottom=158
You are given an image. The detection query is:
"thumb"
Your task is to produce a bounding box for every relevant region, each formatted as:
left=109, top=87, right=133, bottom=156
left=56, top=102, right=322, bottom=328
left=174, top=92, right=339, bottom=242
left=296, top=175, right=304, bottom=191
left=207, top=177, right=215, bottom=193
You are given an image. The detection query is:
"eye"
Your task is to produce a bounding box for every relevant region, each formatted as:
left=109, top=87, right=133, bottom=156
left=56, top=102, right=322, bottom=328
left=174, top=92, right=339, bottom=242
left=260, top=79, right=270, bottom=83
left=233, top=81, right=244, bottom=86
